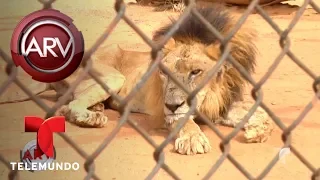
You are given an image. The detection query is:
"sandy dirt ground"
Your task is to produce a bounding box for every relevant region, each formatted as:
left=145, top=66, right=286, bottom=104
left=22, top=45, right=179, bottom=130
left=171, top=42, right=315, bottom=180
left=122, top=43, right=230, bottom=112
left=0, top=0, right=320, bottom=179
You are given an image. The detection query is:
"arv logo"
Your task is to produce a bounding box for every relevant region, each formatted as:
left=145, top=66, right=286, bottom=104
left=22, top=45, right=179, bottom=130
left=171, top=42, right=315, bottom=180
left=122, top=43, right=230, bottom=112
left=10, top=9, right=84, bottom=83
left=23, top=36, right=73, bottom=58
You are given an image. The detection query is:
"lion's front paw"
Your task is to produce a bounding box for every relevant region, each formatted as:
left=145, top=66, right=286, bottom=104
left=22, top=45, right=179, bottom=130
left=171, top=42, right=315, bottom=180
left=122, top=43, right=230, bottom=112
left=88, top=102, right=105, bottom=112
left=244, top=114, right=274, bottom=143
left=57, top=105, right=108, bottom=128
left=174, top=131, right=211, bottom=155
left=75, top=111, right=108, bottom=128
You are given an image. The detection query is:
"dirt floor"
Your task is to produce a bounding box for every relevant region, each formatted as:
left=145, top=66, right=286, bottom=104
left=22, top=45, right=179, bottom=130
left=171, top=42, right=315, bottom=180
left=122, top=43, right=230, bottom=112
left=0, top=0, right=320, bottom=180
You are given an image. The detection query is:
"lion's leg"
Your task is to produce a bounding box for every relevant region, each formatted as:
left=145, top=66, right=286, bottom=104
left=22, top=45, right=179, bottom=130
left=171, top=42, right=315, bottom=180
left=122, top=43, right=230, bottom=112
left=167, top=117, right=212, bottom=155
left=218, top=101, right=274, bottom=143
left=107, top=91, right=147, bottom=114
left=51, top=80, right=74, bottom=103
left=56, top=83, right=110, bottom=128
left=57, top=100, right=108, bottom=128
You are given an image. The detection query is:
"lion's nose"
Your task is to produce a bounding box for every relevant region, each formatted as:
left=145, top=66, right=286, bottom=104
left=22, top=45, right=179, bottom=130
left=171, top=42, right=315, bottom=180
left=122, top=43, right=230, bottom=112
left=165, top=101, right=185, bottom=113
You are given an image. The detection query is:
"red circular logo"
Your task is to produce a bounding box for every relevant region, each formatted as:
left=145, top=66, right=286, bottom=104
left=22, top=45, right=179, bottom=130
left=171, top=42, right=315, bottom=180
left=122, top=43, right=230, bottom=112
left=11, top=9, right=84, bottom=83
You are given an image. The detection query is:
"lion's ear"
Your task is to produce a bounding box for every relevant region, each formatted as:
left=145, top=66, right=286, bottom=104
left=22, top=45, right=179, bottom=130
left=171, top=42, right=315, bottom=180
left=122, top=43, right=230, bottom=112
left=162, top=38, right=176, bottom=54
left=205, top=43, right=234, bottom=61
left=204, top=43, right=221, bottom=60
left=205, top=43, right=234, bottom=82
left=164, top=38, right=176, bottom=49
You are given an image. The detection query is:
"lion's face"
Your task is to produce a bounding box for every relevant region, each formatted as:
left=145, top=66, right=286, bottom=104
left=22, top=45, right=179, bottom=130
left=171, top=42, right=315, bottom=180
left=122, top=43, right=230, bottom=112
left=159, top=38, right=226, bottom=124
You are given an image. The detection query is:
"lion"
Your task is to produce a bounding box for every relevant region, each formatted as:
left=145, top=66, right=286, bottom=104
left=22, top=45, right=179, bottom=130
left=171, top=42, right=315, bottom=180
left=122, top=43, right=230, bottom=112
left=65, top=5, right=273, bottom=155
left=0, top=5, right=274, bottom=155
left=139, top=6, right=274, bottom=154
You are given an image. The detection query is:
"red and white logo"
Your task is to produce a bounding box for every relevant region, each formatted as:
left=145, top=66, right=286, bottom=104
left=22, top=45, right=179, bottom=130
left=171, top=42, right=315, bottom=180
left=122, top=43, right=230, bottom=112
left=10, top=116, right=80, bottom=172
left=10, top=9, right=84, bottom=83
left=20, top=139, right=56, bottom=172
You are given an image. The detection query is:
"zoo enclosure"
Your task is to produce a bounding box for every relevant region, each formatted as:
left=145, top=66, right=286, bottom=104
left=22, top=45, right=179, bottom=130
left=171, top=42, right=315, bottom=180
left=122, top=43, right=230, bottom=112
left=0, top=0, right=320, bottom=179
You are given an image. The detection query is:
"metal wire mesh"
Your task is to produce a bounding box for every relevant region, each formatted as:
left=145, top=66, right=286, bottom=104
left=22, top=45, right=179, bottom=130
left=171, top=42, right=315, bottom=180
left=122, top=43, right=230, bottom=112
left=0, top=0, right=320, bottom=179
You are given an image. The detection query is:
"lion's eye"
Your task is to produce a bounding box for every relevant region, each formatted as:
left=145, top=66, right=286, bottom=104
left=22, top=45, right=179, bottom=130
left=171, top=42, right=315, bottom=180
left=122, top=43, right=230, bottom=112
left=190, top=69, right=202, bottom=76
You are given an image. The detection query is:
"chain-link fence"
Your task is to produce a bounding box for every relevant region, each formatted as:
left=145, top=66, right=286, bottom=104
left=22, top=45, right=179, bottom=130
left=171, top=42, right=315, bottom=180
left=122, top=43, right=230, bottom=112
left=1, top=0, right=320, bottom=179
